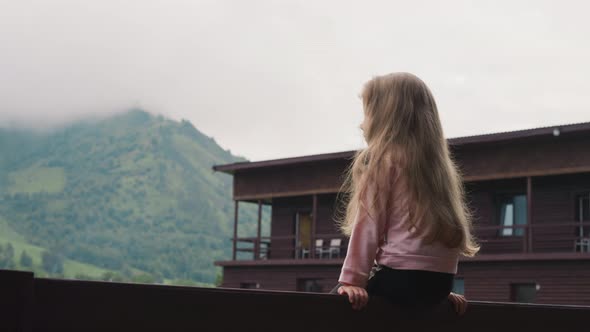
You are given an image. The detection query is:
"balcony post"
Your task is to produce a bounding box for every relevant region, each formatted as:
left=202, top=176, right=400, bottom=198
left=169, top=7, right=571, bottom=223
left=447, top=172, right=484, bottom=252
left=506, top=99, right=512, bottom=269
left=233, top=200, right=238, bottom=260
left=311, top=194, right=318, bottom=258
left=526, top=176, right=533, bottom=252
left=256, top=200, right=262, bottom=260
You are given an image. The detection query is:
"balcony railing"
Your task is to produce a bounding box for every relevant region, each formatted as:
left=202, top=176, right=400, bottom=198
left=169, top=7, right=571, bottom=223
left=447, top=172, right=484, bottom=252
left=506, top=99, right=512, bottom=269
left=475, top=221, right=590, bottom=255
left=231, top=221, right=590, bottom=261
left=1, top=269, right=589, bottom=331
left=234, top=233, right=348, bottom=260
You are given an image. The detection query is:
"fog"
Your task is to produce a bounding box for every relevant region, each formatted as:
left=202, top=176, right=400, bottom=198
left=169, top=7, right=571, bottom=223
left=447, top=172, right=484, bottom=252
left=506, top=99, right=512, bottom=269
left=1, top=0, right=589, bottom=161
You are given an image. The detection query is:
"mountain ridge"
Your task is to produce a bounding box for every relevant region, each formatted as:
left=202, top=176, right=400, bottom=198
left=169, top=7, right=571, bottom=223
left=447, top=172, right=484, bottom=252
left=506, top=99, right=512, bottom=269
left=0, top=109, right=268, bottom=284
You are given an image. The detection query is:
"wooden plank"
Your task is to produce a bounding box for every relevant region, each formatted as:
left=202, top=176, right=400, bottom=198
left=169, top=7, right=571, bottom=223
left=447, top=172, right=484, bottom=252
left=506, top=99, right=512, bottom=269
left=256, top=200, right=262, bottom=260
left=464, top=167, right=590, bottom=182
left=525, top=176, right=533, bottom=252
left=235, top=187, right=341, bottom=201
left=233, top=200, right=238, bottom=260
left=311, top=194, right=317, bottom=259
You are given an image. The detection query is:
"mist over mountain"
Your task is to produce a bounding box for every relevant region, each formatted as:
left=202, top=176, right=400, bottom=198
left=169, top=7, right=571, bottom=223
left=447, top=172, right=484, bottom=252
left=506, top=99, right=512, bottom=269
left=0, top=109, right=268, bottom=284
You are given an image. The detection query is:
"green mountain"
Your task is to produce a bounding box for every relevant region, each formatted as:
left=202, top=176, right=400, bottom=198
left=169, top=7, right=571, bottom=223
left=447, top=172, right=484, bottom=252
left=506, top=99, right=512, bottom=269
left=0, top=110, right=268, bottom=284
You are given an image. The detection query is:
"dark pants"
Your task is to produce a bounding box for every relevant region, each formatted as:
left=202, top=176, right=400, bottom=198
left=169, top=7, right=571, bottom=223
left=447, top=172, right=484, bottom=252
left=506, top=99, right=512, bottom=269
left=330, top=264, right=454, bottom=314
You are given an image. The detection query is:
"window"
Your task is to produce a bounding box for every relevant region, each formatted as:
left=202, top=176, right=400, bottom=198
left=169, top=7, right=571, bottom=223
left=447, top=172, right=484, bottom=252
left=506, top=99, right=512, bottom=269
left=452, top=278, right=465, bottom=295
left=297, top=278, right=323, bottom=293
left=575, top=193, right=590, bottom=222
left=240, top=282, right=260, bottom=289
left=497, top=194, right=527, bottom=236
left=510, top=283, right=538, bottom=303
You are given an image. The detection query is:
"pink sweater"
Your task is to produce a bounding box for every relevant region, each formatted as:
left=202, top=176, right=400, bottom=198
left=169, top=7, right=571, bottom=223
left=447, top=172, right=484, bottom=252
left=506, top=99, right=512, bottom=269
left=338, top=166, right=460, bottom=288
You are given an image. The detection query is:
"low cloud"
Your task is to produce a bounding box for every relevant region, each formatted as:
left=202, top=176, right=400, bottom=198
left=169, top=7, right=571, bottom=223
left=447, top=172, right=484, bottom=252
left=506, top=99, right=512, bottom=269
left=1, top=0, right=589, bottom=160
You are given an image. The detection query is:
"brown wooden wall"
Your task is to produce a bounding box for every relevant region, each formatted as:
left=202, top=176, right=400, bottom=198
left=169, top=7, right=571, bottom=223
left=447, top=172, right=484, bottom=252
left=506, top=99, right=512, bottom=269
left=233, top=159, right=347, bottom=200
left=458, top=260, right=590, bottom=305
left=464, top=179, right=528, bottom=254
left=232, top=135, right=590, bottom=259
left=463, top=173, right=590, bottom=254
left=532, top=173, right=590, bottom=252
left=221, top=264, right=341, bottom=292
left=270, top=196, right=311, bottom=259
left=260, top=172, right=589, bottom=259
left=254, top=173, right=590, bottom=261
left=231, top=134, right=590, bottom=201
left=270, top=193, right=346, bottom=259
left=221, top=260, right=590, bottom=305
left=453, top=135, right=590, bottom=180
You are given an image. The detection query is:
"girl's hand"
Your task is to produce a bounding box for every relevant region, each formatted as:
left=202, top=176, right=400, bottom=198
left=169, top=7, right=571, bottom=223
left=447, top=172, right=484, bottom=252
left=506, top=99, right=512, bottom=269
left=337, top=284, right=369, bottom=310
left=447, top=292, right=468, bottom=315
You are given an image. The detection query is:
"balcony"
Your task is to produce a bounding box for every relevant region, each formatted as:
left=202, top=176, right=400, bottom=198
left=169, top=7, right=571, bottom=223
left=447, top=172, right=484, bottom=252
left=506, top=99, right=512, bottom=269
left=228, top=221, right=590, bottom=263
left=2, top=269, right=588, bottom=331
left=234, top=233, right=348, bottom=260
left=475, top=221, right=590, bottom=255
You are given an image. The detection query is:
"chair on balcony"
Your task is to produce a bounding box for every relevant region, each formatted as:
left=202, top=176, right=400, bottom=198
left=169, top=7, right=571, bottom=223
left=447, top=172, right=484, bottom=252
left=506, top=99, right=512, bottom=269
left=259, top=241, right=270, bottom=259
left=328, top=238, right=342, bottom=258
left=315, top=239, right=332, bottom=258
left=575, top=238, right=590, bottom=252
left=302, top=239, right=329, bottom=258
left=574, top=221, right=590, bottom=253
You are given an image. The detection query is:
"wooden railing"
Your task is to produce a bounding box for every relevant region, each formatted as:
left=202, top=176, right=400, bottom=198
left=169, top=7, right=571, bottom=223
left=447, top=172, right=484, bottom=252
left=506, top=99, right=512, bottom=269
left=232, top=221, right=590, bottom=261
left=475, top=221, right=590, bottom=255
left=1, top=269, right=589, bottom=331
left=234, top=233, right=348, bottom=260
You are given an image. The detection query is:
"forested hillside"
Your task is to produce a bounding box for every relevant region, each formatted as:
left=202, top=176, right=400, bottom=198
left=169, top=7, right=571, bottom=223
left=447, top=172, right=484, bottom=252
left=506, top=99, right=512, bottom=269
left=0, top=110, right=269, bottom=285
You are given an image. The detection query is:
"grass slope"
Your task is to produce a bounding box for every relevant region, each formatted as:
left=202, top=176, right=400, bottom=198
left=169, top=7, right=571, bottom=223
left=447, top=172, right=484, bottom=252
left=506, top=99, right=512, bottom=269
left=0, top=215, right=109, bottom=278
left=0, top=109, right=268, bottom=284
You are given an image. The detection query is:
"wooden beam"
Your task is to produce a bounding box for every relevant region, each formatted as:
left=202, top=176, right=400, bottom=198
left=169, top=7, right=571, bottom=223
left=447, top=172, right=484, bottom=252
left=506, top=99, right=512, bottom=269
left=256, top=200, right=262, bottom=260
left=463, top=166, right=590, bottom=182
left=233, top=167, right=590, bottom=201
left=527, top=176, right=533, bottom=253
left=311, top=194, right=318, bottom=259
left=233, top=201, right=238, bottom=260
left=234, top=188, right=340, bottom=201
left=459, top=252, right=590, bottom=263
left=215, top=252, right=590, bottom=267
left=214, top=258, right=346, bottom=267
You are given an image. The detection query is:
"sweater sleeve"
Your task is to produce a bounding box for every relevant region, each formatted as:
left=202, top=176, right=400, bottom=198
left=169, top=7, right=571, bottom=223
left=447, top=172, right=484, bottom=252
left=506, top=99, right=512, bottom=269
left=337, top=180, right=387, bottom=288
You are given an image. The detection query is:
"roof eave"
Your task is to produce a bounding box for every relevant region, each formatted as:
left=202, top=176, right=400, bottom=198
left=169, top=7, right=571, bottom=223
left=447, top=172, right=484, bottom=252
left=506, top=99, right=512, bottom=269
left=212, top=121, right=590, bottom=174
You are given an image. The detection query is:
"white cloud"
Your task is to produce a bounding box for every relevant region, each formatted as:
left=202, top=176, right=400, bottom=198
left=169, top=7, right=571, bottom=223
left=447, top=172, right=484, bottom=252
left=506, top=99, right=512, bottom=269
left=0, top=0, right=589, bottom=161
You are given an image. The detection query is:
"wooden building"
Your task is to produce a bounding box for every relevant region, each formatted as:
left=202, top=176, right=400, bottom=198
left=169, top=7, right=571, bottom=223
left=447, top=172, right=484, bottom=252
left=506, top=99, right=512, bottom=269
left=212, top=122, right=590, bottom=305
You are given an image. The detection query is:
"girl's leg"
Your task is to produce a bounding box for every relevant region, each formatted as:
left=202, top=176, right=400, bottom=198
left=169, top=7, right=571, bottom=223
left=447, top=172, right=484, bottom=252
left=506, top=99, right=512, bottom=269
left=366, top=265, right=454, bottom=312
left=412, top=269, right=454, bottom=306
left=366, top=265, right=413, bottom=305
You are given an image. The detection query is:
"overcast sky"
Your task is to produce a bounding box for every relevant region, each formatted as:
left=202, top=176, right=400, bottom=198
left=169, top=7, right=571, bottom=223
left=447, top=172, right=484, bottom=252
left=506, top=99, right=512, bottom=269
left=1, top=0, right=589, bottom=162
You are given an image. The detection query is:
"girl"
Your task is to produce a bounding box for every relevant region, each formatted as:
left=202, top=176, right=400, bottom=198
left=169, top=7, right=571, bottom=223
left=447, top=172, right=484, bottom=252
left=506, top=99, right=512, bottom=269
left=330, top=72, right=479, bottom=316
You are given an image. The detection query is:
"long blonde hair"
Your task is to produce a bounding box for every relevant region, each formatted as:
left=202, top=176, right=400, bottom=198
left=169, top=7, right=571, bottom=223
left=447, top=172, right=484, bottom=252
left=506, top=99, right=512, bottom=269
left=335, top=72, right=479, bottom=257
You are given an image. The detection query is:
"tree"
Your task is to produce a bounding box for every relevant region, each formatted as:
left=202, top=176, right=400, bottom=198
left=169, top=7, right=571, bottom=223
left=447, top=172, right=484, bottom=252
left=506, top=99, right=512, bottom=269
left=75, top=273, right=99, bottom=281
left=101, top=271, right=124, bottom=282
left=131, top=273, right=157, bottom=284
left=41, top=250, right=64, bottom=274
left=0, top=243, right=16, bottom=269
left=20, top=250, right=33, bottom=268
left=215, top=271, right=223, bottom=287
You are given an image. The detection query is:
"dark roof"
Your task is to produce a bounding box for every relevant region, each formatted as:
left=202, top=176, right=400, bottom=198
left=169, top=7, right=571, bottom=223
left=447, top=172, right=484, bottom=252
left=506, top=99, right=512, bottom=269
left=213, top=121, right=590, bottom=174
left=446, top=121, right=590, bottom=145
left=212, top=150, right=355, bottom=174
